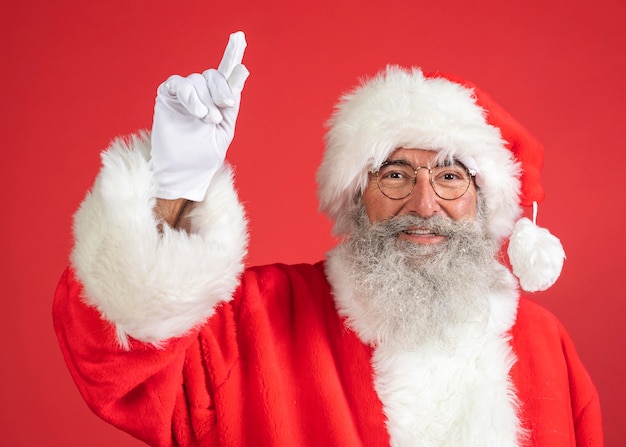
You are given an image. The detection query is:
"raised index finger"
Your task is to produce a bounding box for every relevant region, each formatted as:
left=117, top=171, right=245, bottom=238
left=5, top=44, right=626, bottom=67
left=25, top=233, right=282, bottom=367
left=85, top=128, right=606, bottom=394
left=217, top=31, right=247, bottom=79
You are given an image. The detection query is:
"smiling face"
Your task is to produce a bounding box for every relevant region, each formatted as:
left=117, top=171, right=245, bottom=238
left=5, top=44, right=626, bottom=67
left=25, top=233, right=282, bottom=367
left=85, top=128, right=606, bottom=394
left=361, top=148, right=478, bottom=245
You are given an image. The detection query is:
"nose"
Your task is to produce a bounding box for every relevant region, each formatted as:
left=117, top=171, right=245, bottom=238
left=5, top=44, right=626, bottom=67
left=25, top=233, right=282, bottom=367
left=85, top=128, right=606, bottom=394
left=402, top=170, right=441, bottom=218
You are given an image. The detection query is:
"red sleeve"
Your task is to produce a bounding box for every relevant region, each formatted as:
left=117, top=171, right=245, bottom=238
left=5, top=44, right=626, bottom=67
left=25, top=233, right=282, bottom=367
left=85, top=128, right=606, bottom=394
left=53, top=267, right=207, bottom=446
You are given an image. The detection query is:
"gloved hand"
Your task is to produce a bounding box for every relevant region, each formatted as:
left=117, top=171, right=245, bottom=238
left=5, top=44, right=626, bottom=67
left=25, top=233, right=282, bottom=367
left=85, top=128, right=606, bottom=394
left=150, top=31, right=249, bottom=201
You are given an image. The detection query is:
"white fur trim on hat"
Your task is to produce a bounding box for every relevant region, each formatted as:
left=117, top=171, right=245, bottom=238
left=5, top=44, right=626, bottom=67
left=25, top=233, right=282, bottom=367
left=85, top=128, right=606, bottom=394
left=317, top=65, right=521, bottom=241
left=71, top=132, right=248, bottom=348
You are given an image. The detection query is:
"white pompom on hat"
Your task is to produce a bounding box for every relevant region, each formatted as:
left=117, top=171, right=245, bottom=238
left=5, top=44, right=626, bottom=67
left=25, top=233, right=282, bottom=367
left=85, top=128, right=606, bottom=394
left=317, top=65, right=565, bottom=291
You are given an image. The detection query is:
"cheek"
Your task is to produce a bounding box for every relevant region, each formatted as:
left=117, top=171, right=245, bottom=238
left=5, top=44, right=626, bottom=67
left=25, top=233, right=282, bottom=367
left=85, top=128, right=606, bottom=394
left=362, top=184, right=392, bottom=223
left=445, top=190, right=477, bottom=220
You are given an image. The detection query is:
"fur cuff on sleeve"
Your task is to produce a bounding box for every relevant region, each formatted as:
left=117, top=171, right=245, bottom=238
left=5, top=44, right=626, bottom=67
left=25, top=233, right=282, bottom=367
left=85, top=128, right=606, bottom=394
left=71, top=132, right=248, bottom=348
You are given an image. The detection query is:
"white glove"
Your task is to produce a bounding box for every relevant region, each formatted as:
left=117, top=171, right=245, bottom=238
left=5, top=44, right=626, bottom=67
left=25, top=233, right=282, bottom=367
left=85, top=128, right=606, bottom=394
left=150, top=31, right=249, bottom=201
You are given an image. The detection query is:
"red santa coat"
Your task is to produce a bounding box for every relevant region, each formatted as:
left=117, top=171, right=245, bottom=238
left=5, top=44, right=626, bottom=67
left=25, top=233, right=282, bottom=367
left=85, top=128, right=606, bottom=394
left=54, top=135, right=602, bottom=446
left=54, top=261, right=602, bottom=447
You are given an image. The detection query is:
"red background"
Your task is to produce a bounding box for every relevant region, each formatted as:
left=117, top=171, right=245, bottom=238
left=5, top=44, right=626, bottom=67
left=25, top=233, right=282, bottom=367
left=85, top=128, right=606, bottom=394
left=2, top=1, right=625, bottom=445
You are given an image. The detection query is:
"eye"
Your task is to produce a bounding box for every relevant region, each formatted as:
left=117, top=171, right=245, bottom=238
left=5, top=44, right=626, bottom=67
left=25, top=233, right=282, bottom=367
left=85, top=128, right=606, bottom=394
left=378, top=163, right=414, bottom=183
left=381, top=169, right=408, bottom=180
left=433, top=166, right=469, bottom=185
left=441, top=171, right=462, bottom=181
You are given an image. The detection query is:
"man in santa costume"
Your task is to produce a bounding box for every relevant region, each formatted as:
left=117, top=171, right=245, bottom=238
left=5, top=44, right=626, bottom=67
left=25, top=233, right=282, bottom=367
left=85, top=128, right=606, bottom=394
left=54, top=32, right=603, bottom=446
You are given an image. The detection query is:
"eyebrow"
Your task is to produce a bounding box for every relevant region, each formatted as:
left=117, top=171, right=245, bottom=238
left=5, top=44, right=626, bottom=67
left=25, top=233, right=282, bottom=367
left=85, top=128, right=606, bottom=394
left=383, top=158, right=466, bottom=168
left=383, top=158, right=414, bottom=167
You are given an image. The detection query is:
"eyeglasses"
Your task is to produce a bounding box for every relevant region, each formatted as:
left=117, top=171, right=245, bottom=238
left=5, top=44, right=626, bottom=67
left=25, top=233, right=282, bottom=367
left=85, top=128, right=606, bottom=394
left=370, top=159, right=476, bottom=201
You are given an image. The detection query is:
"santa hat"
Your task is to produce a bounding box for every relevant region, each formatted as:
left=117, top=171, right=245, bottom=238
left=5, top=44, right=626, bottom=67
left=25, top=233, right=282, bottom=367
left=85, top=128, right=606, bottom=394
left=317, top=65, right=565, bottom=292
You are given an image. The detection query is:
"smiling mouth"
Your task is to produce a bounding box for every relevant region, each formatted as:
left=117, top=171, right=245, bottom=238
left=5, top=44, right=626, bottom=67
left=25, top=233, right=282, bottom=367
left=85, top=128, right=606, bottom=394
left=400, top=228, right=439, bottom=236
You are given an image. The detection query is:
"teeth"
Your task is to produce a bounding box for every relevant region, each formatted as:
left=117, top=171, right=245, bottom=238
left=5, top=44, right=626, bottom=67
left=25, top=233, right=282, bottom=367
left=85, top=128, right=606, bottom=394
left=402, top=229, right=434, bottom=235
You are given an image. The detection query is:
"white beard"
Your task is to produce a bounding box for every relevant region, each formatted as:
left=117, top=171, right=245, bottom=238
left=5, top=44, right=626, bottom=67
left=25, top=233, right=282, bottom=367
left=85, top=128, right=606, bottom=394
left=325, top=206, right=524, bottom=446
left=328, top=206, right=507, bottom=350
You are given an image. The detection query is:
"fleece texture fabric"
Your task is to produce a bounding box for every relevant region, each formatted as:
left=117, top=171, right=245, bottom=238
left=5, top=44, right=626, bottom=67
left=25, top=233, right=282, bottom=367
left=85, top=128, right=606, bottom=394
left=54, top=133, right=602, bottom=446
left=54, top=263, right=602, bottom=447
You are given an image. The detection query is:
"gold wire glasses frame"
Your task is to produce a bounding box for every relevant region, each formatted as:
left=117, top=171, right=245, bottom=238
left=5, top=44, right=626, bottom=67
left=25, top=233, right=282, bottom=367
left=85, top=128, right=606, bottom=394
left=370, top=159, right=476, bottom=201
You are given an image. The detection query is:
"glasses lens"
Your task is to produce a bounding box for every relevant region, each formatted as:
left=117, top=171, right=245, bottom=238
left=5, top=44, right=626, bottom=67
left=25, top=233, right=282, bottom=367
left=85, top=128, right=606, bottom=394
left=376, top=163, right=415, bottom=199
left=431, top=165, right=471, bottom=200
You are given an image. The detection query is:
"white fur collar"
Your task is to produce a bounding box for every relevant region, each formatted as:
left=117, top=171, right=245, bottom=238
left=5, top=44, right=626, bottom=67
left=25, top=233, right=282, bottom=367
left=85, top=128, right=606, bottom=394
left=326, top=247, right=524, bottom=446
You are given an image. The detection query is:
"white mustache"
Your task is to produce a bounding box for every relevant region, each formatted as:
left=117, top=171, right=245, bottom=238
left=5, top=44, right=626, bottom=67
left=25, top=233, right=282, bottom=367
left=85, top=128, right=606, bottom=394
left=373, top=215, right=466, bottom=239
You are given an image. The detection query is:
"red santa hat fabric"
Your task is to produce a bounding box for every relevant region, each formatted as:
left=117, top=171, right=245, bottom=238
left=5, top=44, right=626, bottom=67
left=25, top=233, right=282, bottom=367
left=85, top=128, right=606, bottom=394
left=317, top=65, right=564, bottom=291
left=436, top=71, right=545, bottom=208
